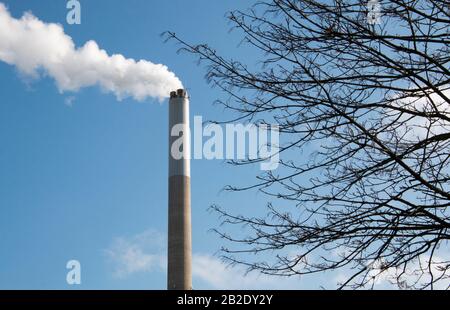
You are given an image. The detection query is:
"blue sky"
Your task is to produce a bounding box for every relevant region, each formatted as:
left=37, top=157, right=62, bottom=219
left=0, top=0, right=350, bottom=290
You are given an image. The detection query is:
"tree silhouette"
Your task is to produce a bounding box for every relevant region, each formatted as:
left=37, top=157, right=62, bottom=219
left=167, top=0, right=450, bottom=289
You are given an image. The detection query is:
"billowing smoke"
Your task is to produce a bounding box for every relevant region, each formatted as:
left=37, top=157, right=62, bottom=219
left=0, top=3, right=182, bottom=101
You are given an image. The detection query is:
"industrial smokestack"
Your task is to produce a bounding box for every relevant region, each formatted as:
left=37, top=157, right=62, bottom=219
left=167, top=89, right=192, bottom=290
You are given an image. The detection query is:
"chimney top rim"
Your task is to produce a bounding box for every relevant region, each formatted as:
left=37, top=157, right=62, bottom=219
left=170, top=89, right=188, bottom=99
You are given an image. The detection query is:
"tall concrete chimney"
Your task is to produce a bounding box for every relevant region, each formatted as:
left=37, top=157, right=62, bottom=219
left=167, top=89, right=192, bottom=290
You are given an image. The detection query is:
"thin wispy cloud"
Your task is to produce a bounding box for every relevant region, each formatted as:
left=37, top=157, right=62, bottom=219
left=192, top=253, right=304, bottom=290
left=0, top=3, right=182, bottom=101
left=386, top=86, right=450, bottom=141
left=104, top=230, right=166, bottom=278
left=333, top=251, right=450, bottom=290
left=64, top=96, right=76, bottom=107
left=104, top=229, right=305, bottom=289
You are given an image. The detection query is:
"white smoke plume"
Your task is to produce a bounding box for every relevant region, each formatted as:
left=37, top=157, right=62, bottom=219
left=0, top=3, right=183, bottom=101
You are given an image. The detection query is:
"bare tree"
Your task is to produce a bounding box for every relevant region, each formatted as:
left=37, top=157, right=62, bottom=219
left=167, top=0, right=450, bottom=289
